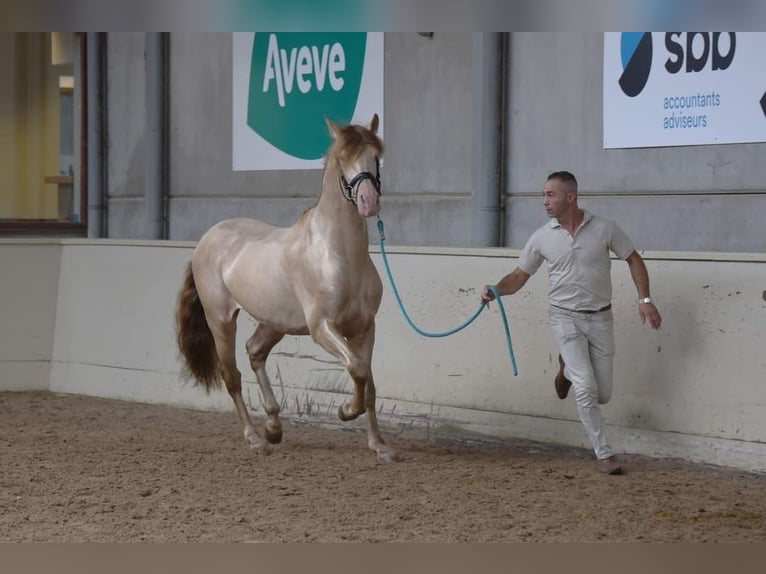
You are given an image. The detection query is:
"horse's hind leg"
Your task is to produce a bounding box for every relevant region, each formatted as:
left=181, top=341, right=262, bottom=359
left=245, top=324, right=285, bottom=444
left=208, top=312, right=270, bottom=454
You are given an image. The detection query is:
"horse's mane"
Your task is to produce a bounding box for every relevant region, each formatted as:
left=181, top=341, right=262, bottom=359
left=325, top=123, right=384, bottom=168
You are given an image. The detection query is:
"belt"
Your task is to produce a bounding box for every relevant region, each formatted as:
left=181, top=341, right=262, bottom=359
left=551, top=303, right=611, bottom=314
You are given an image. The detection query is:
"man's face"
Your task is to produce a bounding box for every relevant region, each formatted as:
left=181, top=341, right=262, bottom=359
left=542, top=178, right=571, bottom=219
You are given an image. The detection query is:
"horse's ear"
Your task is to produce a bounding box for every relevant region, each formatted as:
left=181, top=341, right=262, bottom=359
left=325, top=116, right=341, bottom=140
left=369, top=113, right=379, bottom=134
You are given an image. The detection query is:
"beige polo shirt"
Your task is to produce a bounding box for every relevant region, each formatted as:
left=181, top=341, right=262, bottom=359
left=518, top=210, right=635, bottom=311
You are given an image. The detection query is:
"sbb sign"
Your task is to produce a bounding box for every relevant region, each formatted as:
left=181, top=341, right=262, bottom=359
left=664, top=32, right=736, bottom=74
left=604, top=32, right=766, bottom=149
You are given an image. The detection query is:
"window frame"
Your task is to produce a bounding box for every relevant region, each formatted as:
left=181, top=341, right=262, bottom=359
left=0, top=32, right=88, bottom=237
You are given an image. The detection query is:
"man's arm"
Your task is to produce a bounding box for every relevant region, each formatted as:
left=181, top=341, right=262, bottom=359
left=481, top=267, right=531, bottom=302
left=625, top=251, right=662, bottom=329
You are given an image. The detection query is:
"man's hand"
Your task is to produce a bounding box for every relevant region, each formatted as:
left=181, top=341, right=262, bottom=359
left=480, top=285, right=496, bottom=304
left=639, top=302, right=662, bottom=329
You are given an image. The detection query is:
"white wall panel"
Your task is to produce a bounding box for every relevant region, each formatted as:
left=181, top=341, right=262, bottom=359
left=2, top=239, right=765, bottom=472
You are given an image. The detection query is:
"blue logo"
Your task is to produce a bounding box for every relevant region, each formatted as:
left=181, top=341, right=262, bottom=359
left=619, top=33, right=653, bottom=97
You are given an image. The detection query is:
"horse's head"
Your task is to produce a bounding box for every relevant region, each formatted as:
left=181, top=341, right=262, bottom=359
left=326, top=114, right=384, bottom=218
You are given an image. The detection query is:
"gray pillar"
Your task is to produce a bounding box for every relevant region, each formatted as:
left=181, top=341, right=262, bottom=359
left=470, top=33, right=504, bottom=247
left=86, top=32, right=106, bottom=238
left=145, top=33, right=169, bottom=240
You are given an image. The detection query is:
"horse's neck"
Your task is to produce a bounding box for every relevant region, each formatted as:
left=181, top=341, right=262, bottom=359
left=310, top=163, right=369, bottom=256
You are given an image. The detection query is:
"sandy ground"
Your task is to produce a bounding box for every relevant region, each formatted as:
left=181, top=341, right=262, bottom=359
left=1, top=391, right=765, bottom=543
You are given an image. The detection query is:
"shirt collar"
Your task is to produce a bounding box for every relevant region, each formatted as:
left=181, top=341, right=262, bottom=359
left=549, top=209, right=592, bottom=229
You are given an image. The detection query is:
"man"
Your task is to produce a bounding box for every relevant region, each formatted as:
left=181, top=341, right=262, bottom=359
left=481, top=171, right=662, bottom=475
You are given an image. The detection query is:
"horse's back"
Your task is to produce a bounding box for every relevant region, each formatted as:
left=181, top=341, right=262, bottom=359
left=203, top=217, right=281, bottom=243
left=194, top=218, right=286, bottom=266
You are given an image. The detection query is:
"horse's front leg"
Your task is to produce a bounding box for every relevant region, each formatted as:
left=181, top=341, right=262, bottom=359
left=361, top=372, right=398, bottom=463
left=312, top=319, right=399, bottom=463
left=311, top=319, right=367, bottom=420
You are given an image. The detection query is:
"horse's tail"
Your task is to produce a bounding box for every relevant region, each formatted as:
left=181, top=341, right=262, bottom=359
left=175, top=262, right=222, bottom=391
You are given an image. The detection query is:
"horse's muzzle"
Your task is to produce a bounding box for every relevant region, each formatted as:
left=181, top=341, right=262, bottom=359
left=356, top=182, right=380, bottom=217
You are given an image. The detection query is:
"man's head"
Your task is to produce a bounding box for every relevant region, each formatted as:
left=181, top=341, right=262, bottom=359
left=543, top=171, right=578, bottom=219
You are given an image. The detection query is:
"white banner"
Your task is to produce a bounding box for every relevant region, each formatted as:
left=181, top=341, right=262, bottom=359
left=233, top=33, right=384, bottom=171
left=604, top=32, right=766, bottom=149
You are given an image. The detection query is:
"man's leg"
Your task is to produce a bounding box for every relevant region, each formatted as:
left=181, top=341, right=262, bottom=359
left=550, top=309, right=613, bottom=461
left=582, top=311, right=621, bottom=474
left=586, top=311, right=615, bottom=405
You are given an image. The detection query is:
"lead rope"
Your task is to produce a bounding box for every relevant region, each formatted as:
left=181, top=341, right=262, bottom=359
left=376, top=216, right=518, bottom=375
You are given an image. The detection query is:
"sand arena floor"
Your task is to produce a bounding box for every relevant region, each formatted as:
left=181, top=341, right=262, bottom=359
left=1, top=391, right=765, bottom=542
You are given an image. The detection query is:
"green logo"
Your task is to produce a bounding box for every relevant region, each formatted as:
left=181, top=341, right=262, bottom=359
left=247, top=33, right=367, bottom=160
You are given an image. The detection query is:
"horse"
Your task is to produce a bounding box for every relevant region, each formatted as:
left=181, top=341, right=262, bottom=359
left=175, top=114, right=398, bottom=463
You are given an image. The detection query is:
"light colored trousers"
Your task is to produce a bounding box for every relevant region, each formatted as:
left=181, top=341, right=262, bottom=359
left=549, top=306, right=615, bottom=460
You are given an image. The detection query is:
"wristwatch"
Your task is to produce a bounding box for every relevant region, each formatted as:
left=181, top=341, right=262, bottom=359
left=638, top=297, right=653, bottom=304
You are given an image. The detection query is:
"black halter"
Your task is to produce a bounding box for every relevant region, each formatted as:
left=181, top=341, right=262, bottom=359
left=339, top=158, right=381, bottom=205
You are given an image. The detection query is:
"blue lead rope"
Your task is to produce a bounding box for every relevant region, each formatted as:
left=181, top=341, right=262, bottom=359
left=376, top=217, right=518, bottom=376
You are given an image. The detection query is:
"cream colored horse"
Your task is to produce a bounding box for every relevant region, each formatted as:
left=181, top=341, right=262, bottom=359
left=176, top=114, right=397, bottom=463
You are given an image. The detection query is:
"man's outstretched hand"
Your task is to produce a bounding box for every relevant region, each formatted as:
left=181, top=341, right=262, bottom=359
left=480, top=285, right=496, bottom=304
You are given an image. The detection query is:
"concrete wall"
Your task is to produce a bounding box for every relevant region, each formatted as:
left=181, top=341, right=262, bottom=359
left=2, top=238, right=765, bottom=473
left=379, top=33, right=474, bottom=247
left=99, top=32, right=766, bottom=252
left=167, top=32, right=320, bottom=242
left=505, top=32, right=766, bottom=252
left=107, top=33, right=148, bottom=239
left=47, top=240, right=232, bottom=411
left=102, top=32, right=477, bottom=246
left=0, top=241, right=61, bottom=390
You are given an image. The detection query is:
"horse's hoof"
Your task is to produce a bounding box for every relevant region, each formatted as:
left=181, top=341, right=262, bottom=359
left=338, top=405, right=365, bottom=422
left=338, top=405, right=356, bottom=423
left=377, top=450, right=401, bottom=464
left=265, top=427, right=283, bottom=444
left=248, top=441, right=272, bottom=455
left=245, top=429, right=272, bottom=455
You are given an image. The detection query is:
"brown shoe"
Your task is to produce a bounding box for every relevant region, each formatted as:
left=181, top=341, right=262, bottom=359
left=554, top=354, right=572, bottom=399
left=597, top=456, right=623, bottom=475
